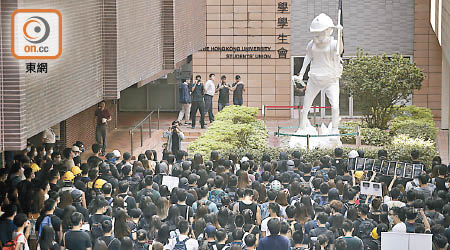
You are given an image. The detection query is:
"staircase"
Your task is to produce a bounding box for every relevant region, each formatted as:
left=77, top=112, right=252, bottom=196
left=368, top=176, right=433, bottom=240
left=181, top=127, right=204, bottom=149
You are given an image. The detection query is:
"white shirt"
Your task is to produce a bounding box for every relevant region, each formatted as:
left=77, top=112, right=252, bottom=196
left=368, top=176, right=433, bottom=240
left=42, top=128, right=56, bottom=143
left=166, top=234, right=198, bottom=250
left=12, top=232, right=29, bottom=250
left=205, top=80, right=215, bottom=96
left=392, top=222, right=407, bottom=233
left=261, top=216, right=282, bottom=236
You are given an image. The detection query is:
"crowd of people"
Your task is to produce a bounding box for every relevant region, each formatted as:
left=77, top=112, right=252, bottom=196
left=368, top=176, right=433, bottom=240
left=0, top=141, right=449, bottom=250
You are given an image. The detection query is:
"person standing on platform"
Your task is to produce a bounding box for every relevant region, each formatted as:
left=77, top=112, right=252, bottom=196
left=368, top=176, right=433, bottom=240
left=232, top=75, right=245, bottom=106
left=190, top=75, right=206, bottom=129
left=177, top=79, right=192, bottom=126
left=94, top=101, right=111, bottom=156
left=204, top=73, right=216, bottom=123
left=216, top=75, right=231, bottom=112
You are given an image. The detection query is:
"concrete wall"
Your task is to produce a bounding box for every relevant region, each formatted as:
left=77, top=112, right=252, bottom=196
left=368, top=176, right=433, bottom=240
left=291, top=0, right=415, bottom=56
left=441, top=0, right=450, bottom=130
left=192, top=0, right=292, bottom=117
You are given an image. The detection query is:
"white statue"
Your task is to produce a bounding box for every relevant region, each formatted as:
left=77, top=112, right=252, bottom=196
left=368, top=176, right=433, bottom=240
left=289, top=13, right=343, bottom=149
left=299, top=13, right=343, bottom=133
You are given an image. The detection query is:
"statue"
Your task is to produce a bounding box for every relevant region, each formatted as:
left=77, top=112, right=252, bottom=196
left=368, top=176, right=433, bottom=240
left=289, top=13, right=343, bottom=149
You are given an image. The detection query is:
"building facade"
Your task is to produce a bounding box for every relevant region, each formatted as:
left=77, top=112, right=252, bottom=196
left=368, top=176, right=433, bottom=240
left=0, top=0, right=206, bottom=151
left=193, top=0, right=443, bottom=120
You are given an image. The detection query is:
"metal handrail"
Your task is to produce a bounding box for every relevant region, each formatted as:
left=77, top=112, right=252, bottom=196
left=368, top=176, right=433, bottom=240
left=129, top=107, right=160, bottom=156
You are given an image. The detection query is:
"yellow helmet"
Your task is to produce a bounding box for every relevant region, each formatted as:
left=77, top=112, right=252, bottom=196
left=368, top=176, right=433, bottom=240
left=30, top=163, right=41, bottom=173
left=94, top=179, right=107, bottom=189
left=62, top=171, right=75, bottom=181
left=71, top=166, right=82, bottom=176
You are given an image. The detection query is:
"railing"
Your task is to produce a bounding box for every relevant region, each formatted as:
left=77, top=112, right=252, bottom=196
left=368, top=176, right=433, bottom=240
left=129, top=107, right=160, bottom=156
left=262, top=105, right=332, bottom=125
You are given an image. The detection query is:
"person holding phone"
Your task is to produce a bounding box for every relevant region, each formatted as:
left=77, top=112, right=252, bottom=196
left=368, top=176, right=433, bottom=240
left=94, top=100, right=111, bottom=156
left=190, top=75, right=206, bottom=129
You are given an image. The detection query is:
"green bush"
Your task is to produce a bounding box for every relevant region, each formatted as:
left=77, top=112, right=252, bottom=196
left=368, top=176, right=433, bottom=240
left=387, top=134, right=438, bottom=168
left=390, top=119, right=437, bottom=142
left=187, top=106, right=268, bottom=159
left=214, top=105, right=258, bottom=124
left=391, top=105, right=434, bottom=122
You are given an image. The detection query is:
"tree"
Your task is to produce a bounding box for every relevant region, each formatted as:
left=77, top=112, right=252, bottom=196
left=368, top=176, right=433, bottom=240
left=341, top=50, right=424, bottom=129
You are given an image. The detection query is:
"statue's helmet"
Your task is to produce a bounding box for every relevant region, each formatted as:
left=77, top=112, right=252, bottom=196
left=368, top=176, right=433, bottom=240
left=310, top=13, right=335, bottom=32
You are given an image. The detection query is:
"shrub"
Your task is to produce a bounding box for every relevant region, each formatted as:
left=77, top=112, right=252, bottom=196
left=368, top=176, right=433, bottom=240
left=214, top=105, right=258, bottom=124
left=387, top=134, right=438, bottom=168
left=389, top=119, right=437, bottom=142
left=187, top=106, right=268, bottom=159
left=342, top=50, right=424, bottom=129
left=391, top=105, right=434, bottom=122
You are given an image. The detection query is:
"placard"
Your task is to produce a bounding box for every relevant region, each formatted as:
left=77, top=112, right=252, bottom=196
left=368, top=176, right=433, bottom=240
left=388, top=161, right=397, bottom=176
left=380, top=160, right=389, bottom=175
left=413, top=164, right=424, bottom=178
left=347, top=158, right=356, bottom=171
left=381, top=232, right=432, bottom=250
left=356, top=158, right=366, bottom=171
left=360, top=181, right=383, bottom=197
left=364, top=159, right=374, bottom=171
left=396, top=162, right=406, bottom=177
left=162, top=176, right=179, bottom=192
left=373, top=160, right=382, bottom=173
left=404, top=163, right=414, bottom=178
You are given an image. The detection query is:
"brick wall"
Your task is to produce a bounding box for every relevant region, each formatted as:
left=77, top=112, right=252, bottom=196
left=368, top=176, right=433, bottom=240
left=192, top=0, right=292, bottom=117
left=64, top=101, right=116, bottom=150
left=413, top=0, right=442, bottom=119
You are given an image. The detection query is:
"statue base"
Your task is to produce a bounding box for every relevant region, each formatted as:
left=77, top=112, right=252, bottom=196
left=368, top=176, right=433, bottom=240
left=289, top=120, right=342, bottom=150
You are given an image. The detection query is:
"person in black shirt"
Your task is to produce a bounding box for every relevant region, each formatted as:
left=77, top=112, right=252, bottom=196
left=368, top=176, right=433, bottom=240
left=99, top=220, right=121, bottom=250
left=190, top=75, right=206, bottom=129
left=62, top=212, right=92, bottom=250
left=231, top=75, right=245, bottom=106
left=216, top=75, right=231, bottom=111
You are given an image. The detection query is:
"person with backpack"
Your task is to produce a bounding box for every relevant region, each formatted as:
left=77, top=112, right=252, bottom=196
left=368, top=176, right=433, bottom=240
left=204, top=225, right=218, bottom=250
left=192, top=187, right=218, bottom=215
left=340, top=220, right=363, bottom=250
left=38, top=225, right=60, bottom=250
left=88, top=196, right=112, bottom=242
left=4, top=213, right=31, bottom=250
left=291, top=230, right=308, bottom=250
left=117, top=181, right=137, bottom=211
left=234, top=189, right=261, bottom=225
left=309, top=212, right=335, bottom=250
left=0, top=204, right=17, bottom=246
left=166, top=220, right=198, bottom=250
left=172, top=189, right=194, bottom=224
left=134, top=229, right=150, bottom=250
left=208, top=176, right=226, bottom=207
left=137, top=176, right=160, bottom=205
left=36, top=199, right=61, bottom=243
left=61, top=212, right=92, bottom=250
left=99, top=220, right=121, bottom=250
left=366, top=223, right=388, bottom=250
left=352, top=204, right=376, bottom=248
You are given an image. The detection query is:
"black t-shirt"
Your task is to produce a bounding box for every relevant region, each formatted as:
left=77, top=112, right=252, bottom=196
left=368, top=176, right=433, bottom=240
left=99, top=235, right=121, bottom=250
left=36, top=214, right=62, bottom=242
left=217, top=83, right=230, bottom=103
left=174, top=204, right=194, bottom=220
left=89, top=214, right=111, bottom=228
left=172, top=132, right=180, bottom=153
left=117, top=193, right=137, bottom=211
left=62, top=230, right=92, bottom=250
left=233, top=82, right=244, bottom=99
left=238, top=202, right=258, bottom=223
left=191, top=82, right=205, bottom=102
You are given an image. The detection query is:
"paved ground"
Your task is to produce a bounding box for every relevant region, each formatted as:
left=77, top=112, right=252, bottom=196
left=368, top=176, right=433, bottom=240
left=102, top=111, right=449, bottom=164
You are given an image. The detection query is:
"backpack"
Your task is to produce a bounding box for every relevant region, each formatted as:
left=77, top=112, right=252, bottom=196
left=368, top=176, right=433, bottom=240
left=259, top=203, right=270, bottom=220
left=90, top=216, right=104, bottom=241
left=358, top=219, right=375, bottom=240
left=173, top=237, right=189, bottom=250
left=38, top=215, right=53, bottom=238
left=2, top=233, right=22, bottom=250
left=134, top=242, right=150, bottom=250
left=208, top=190, right=225, bottom=207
